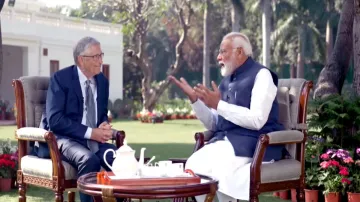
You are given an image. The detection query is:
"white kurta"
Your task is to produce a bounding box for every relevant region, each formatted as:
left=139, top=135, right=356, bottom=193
left=186, top=68, right=277, bottom=201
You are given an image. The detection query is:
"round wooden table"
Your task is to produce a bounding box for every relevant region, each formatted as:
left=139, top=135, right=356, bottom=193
left=77, top=172, right=218, bottom=202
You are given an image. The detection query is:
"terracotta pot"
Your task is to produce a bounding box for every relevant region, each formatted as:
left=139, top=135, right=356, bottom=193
left=324, top=192, right=340, bottom=202
left=291, top=189, right=297, bottom=202
left=279, top=190, right=290, bottom=200
left=0, top=178, right=12, bottom=192
left=305, top=189, right=319, bottom=202
left=348, top=192, right=360, bottom=202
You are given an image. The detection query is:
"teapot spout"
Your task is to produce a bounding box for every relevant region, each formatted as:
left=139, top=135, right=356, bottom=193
left=139, top=148, right=146, bottom=168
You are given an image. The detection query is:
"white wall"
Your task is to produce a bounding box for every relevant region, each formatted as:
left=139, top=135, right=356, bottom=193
left=1, top=45, right=24, bottom=104
left=1, top=7, right=124, bottom=102
left=3, top=36, right=41, bottom=76
left=39, top=42, right=73, bottom=76
left=1, top=10, right=123, bottom=50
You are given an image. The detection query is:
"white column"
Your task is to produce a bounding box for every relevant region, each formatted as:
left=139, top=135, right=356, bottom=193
left=22, top=47, right=28, bottom=76
left=26, top=44, right=40, bottom=76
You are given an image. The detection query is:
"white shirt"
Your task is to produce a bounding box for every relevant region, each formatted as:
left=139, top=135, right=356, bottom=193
left=191, top=68, right=277, bottom=131
left=77, top=67, right=98, bottom=139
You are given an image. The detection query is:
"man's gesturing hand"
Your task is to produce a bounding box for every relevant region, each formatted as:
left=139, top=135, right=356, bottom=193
left=193, top=81, right=221, bottom=109
left=168, top=76, right=197, bottom=103
left=91, top=128, right=113, bottom=143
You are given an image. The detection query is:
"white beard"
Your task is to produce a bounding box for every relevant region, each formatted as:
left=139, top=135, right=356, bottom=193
left=220, top=54, right=237, bottom=77
left=220, top=62, right=236, bottom=77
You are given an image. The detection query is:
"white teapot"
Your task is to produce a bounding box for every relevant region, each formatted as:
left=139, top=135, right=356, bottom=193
left=104, top=140, right=146, bottom=178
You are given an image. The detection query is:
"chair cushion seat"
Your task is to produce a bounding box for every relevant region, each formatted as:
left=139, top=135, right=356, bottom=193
left=261, top=159, right=301, bottom=183
left=21, top=155, right=77, bottom=180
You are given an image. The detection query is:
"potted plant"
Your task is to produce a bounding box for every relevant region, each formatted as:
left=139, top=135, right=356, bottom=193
left=0, top=140, right=18, bottom=191
left=10, top=149, right=18, bottom=188
left=318, top=149, right=350, bottom=202
left=302, top=135, right=327, bottom=202
left=344, top=148, right=360, bottom=202
left=0, top=153, right=16, bottom=191
left=305, top=164, right=320, bottom=202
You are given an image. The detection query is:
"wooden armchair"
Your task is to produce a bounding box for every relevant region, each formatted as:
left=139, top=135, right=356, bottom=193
left=12, top=76, right=125, bottom=202
left=170, top=78, right=313, bottom=202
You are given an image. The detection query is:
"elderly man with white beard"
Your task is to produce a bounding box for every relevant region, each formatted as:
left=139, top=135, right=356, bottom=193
left=169, top=32, right=287, bottom=202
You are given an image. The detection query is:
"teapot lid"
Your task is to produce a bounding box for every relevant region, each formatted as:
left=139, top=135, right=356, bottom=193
left=118, top=140, right=133, bottom=152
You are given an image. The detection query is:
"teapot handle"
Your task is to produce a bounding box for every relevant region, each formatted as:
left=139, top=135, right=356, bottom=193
left=103, top=149, right=116, bottom=171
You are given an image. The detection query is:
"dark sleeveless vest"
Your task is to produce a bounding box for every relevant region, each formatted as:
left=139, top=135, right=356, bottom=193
left=210, top=57, right=286, bottom=161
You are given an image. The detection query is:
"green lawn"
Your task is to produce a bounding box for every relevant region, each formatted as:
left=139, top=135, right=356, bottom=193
left=0, top=119, right=291, bottom=202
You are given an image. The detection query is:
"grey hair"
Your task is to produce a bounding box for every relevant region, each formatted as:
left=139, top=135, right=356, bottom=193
left=222, top=32, right=253, bottom=57
left=73, top=36, right=100, bottom=65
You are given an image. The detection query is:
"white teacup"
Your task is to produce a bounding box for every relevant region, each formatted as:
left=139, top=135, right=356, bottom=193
left=155, top=160, right=172, bottom=168
left=167, top=163, right=184, bottom=177
left=140, top=165, right=163, bottom=178
left=153, top=160, right=173, bottom=177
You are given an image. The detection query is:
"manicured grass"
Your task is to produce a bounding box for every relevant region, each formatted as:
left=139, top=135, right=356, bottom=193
left=0, top=119, right=290, bottom=202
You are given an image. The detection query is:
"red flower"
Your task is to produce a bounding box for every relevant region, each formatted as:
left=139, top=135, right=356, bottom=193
left=339, top=167, right=349, bottom=176
left=342, top=178, right=351, bottom=185
left=330, top=160, right=340, bottom=167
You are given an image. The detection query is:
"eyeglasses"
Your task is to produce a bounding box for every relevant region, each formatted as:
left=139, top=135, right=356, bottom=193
left=217, top=47, right=241, bottom=55
left=81, top=53, right=104, bottom=60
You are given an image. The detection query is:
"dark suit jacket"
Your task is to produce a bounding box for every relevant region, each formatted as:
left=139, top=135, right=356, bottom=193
left=42, top=65, right=109, bottom=151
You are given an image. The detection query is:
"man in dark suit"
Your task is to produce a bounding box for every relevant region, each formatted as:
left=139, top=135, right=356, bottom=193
left=46, top=36, right=117, bottom=202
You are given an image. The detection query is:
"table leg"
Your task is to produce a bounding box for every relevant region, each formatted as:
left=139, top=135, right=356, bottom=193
left=101, top=187, right=117, bottom=202
left=102, top=196, right=116, bottom=202
left=204, top=193, right=215, bottom=202
left=205, top=183, right=217, bottom=202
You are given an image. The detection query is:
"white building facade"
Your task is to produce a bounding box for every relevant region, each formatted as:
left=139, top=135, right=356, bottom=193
left=1, top=0, right=124, bottom=105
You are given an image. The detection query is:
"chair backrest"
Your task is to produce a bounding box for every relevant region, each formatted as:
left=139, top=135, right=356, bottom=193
left=13, top=76, right=50, bottom=153
left=15, top=76, right=50, bottom=128
left=276, top=78, right=311, bottom=159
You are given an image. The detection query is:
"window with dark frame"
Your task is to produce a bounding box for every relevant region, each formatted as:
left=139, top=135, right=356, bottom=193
left=50, top=60, right=59, bottom=76
left=102, top=64, right=110, bottom=80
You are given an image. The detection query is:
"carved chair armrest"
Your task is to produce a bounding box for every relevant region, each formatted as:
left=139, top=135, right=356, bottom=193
left=15, top=127, right=64, bottom=179
left=194, top=130, right=214, bottom=152
left=250, top=130, right=306, bottom=186
left=111, top=129, right=126, bottom=148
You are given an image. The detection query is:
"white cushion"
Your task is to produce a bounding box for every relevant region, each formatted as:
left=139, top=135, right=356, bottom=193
left=21, top=155, right=77, bottom=180
left=261, top=159, right=301, bottom=183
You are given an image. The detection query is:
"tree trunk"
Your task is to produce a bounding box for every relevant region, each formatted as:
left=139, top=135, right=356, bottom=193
left=297, top=26, right=305, bottom=78
left=326, top=0, right=334, bottom=61
left=326, top=20, right=334, bottom=61
left=353, top=0, right=360, bottom=95
left=137, top=1, right=192, bottom=112
left=202, top=0, right=210, bottom=88
left=262, top=0, right=271, bottom=68
left=291, top=64, right=297, bottom=78
left=313, top=0, right=354, bottom=99
left=291, top=49, right=297, bottom=78
left=0, top=19, right=3, bottom=85
left=231, top=0, right=242, bottom=32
